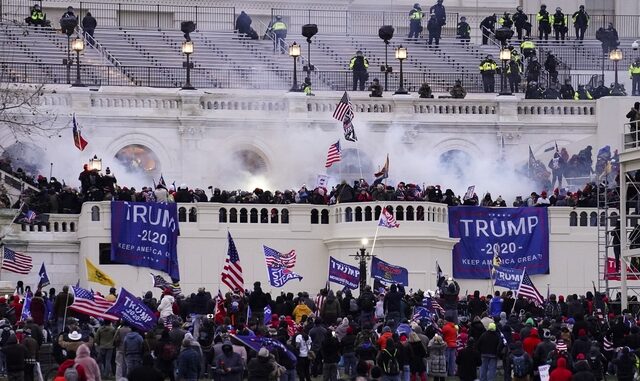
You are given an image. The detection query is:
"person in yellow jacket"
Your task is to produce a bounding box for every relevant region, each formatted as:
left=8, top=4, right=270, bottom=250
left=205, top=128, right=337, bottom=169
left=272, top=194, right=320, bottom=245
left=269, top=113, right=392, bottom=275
left=551, top=7, right=568, bottom=41
left=349, top=50, right=370, bottom=91
left=292, top=299, right=312, bottom=324
left=25, top=4, right=46, bottom=27
left=630, top=58, right=640, bottom=96
left=573, top=84, right=593, bottom=100
left=536, top=4, right=551, bottom=40
left=520, top=38, right=536, bottom=59
left=479, top=55, right=498, bottom=93
left=408, top=3, right=424, bottom=40
left=268, top=15, right=287, bottom=53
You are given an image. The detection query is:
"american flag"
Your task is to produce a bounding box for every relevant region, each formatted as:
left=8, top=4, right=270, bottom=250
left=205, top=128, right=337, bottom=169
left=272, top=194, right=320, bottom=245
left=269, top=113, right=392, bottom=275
left=516, top=269, right=544, bottom=307
left=70, top=285, right=118, bottom=320
left=150, top=273, right=182, bottom=296
left=378, top=208, right=399, bottom=228
left=221, top=232, right=244, bottom=292
left=325, top=140, right=342, bottom=168
left=1, top=246, right=33, bottom=275
left=412, top=306, right=430, bottom=321
left=332, top=91, right=353, bottom=122
left=72, top=113, right=88, bottom=151
left=423, top=296, right=445, bottom=316
left=263, top=246, right=297, bottom=269
left=556, top=339, right=568, bottom=352
left=603, top=336, right=613, bottom=351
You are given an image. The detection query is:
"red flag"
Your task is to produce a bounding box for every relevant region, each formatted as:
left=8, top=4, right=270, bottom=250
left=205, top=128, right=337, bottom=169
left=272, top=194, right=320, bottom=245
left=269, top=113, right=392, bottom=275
left=72, top=114, right=88, bottom=151
left=214, top=289, right=226, bottom=325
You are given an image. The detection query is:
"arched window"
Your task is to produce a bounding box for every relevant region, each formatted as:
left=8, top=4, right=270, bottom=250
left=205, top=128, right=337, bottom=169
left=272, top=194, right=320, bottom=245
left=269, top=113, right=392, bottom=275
left=62, top=222, right=67, bottom=232
left=250, top=208, right=258, bottom=223
left=396, top=206, right=404, bottom=221
left=69, top=222, right=75, bottom=232
left=311, top=209, right=319, bottom=224
left=374, top=206, right=382, bottom=220
left=178, top=207, right=187, bottom=222
left=345, top=207, right=353, bottom=222
left=579, top=212, right=588, bottom=226
left=417, top=206, right=425, bottom=221
left=188, top=208, right=197, bottom=222
left=219, top=208, right=227, bottom=223
left=54, top=222, right=59, bottom=232
left=229, top=208, right=238, bottom=223
left=569, top=211, right=577, bottom=226
left=261, top=208, right=269, bottom=223
left=281, top=209, right=289, bottom=224
left=364, top=206, right=373, bottom=221
left=321, top=210, right=329, bottom=224
left=240, top=209, right=248, bottom=223
left=271, top=209, right=279, bottom=224
left=589, top=212, right=597, bottom=227
left=114, top=144, right=161, bottom=181
left=355, top=207, right=363, bottom=222
left=91, top=206, right=100, bottom=221
left=406, top=206, right=414, bottom=221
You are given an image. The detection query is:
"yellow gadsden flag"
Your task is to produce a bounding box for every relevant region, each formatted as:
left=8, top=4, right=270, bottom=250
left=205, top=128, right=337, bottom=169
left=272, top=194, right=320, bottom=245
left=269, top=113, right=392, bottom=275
left=85, top=258, right=115, bottom=287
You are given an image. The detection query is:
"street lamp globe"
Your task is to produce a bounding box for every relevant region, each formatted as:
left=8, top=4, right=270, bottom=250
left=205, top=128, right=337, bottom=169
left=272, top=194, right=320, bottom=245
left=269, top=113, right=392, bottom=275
left=289, top=42, right=301, bottom=57
left=395, top=45, right=407, bottom=60
left=181, top=41, right=194, bottom=55
left=71, top=38, right=84, bottom=53
left=361, top=238, right=369, bottom=247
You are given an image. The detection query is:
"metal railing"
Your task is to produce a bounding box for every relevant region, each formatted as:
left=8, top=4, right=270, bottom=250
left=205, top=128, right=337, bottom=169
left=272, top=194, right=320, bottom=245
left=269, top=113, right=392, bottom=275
left=0, top=61, right=611, bottom=92
left=1, top=0, right=235, bottom=31
left=624, top=121, right=640, bottom=151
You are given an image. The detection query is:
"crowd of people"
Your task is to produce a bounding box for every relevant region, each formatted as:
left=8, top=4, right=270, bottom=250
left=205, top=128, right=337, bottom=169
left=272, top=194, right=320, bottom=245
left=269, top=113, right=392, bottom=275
left=0, top=276, right=639, bottom=381
left=0, top=141, right=619, bottom=217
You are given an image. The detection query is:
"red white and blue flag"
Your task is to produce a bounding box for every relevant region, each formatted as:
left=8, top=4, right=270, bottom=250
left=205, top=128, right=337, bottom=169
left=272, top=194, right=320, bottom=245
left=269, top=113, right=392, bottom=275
left=517, top=269, right=544, bottom=307
left=325, top=140, right=342, bottom=168
left=221, top=232, right=244, bottom=293
left=378, top=208, right=399, bottom=228
left=72, top=114, right=88, bottom=151
left=1, top=246, right=33, bottom=275
left=70, top=285, right=118, bottom=320
left=263, top=246, right=297, bottom=269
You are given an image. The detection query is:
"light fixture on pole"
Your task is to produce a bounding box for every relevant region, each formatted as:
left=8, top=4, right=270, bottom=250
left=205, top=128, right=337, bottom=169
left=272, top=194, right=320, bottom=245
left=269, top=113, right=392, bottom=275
left=181, top=41, right=195, bottom=90
left=351, top=238, right=373, bottom=291
left=378, top=25, right=395, bottom=92
left=89, top=155, right=102, bottom=172
left=289, top=42, right=301, bottom=92
left=498, top=47, right=512, bottom=95
left=394, top=45, right=408, bottom=95
left=302, top=24, right=317, bottom=87
left=71, top=37, right=85, bottom=87
left=609, top=48, right=625, bottom=96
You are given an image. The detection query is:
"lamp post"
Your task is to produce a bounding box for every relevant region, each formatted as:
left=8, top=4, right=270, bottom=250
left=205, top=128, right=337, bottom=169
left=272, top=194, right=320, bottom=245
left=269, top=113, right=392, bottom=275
left=609, top=48, right=625, bottom=96
left=181, top=41, right=195, bottom=90
left=499, top=47, right=512, bottom=95
left=351, top=238, right=374, bottom=291
left=394, top=45, right=408, bottom=94
left=71, top=37, right=85, bottom=87
left=289, top=42, right=301, bottom=92
left=89, top=155, right=102, bottom=172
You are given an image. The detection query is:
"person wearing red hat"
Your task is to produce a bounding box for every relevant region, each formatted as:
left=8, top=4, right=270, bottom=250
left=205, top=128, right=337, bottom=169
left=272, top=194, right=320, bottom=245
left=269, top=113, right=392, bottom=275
left=549, top=357, right=572, bottom=381
left=535, top=191, right=550, bottom=206
left=523, top=328, right=541, bottom=356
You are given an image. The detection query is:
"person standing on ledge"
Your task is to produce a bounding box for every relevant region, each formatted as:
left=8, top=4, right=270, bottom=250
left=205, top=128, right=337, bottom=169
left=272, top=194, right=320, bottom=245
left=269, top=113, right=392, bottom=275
left=349, top=51, right=369, bottom=91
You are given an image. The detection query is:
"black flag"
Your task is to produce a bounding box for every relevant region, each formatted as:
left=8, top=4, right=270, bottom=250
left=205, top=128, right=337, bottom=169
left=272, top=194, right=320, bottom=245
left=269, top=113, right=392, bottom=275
left=343, top=114, right=358, bottom=142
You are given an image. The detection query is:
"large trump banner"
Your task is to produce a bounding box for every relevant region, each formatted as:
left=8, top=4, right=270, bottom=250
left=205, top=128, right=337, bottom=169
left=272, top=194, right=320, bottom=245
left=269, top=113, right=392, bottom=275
left=448, top=207, right=549, bottom=279
left=110, top=202, right=181, bottom=281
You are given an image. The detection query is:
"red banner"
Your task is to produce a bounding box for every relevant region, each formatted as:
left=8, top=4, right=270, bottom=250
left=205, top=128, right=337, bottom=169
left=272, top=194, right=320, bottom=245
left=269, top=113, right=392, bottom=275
left=605, top=258, right=640, bottom=280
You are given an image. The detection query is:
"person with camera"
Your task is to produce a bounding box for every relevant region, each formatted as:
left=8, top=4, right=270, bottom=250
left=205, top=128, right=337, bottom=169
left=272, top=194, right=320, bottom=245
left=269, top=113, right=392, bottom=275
left=572, top=5, right=590, bottom=41
left=551, top=7, right=568, bottom=41
left=536, top=4, right=551, bottom=41
left=349, top=51, right=369, bottom=91
left=368, top=78, right=383, bottom=97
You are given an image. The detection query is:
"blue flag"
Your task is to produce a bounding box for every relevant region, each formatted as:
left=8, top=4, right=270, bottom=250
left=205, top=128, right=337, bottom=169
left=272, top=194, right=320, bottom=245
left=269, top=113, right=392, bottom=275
left=110, top=202, right=181, bottom=281
left=263, top=305, right=272, bottom=326
left=328, top=257, right=360, bottom=289
left=21, top=294, right=31, bottom=321
left=263, top=247, right=303, bottom=288
left=412, top=306, right=430, bottom=321
left=104, top=287, right=157, bottom=332
left=234, top=335, right=297, bottom=364
left=370, top=257, right=409, bottom=286
left=38, top=262, right=50, bottom=289
left=493, top=266, right=524, bottom=290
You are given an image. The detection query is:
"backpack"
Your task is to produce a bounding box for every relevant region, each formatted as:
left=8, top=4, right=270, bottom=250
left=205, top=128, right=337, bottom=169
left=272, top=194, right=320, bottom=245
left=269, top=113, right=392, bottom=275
left=160, top=342, right=177, bottom=361
left=382, top=349, right=400, bottom=375
left=512, top=353, right=528, bottom=378
left=64, top=364, right=79, bottom=381
left=124, top=333, right=141, bottom=355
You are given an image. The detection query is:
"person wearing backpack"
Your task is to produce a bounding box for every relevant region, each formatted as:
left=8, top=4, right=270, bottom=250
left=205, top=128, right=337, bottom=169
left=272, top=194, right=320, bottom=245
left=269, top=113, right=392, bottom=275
left=55, top=352, right=87, bottom=381
left=94, top=320, right=115, bottom=379
left=377, top=338, right=401, bottom=380
left=321, top=330, right=341, bottom=381
left=123, top=329, right=144, bottom=376
left=509, top=341, right=532, bottom=381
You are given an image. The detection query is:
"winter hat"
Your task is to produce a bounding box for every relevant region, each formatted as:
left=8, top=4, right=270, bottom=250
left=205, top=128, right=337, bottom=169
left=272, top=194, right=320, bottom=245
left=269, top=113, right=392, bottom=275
left=383, top=326, right=391, bottom=333
left=525, top=318, right=535, bottom=326
left=488, top=323, right=496, bottom=331
left=258, top=347, right=270, bottom=358
left=578, top=329, right=587, bottom=337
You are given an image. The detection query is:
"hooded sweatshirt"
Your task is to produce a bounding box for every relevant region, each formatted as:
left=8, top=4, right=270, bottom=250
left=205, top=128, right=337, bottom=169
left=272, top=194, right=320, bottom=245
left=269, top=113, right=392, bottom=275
left=75, top=344, right=101, bottom=381
left=523, top=328, right=541, bottom=356
left=549, top=357, right=572, bottom=381
left=157, top=295, right=175, bottom=318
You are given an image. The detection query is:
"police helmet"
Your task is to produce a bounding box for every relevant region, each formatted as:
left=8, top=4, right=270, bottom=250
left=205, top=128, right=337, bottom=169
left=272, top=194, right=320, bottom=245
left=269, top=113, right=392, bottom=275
left=460, top=16, right=466, bottom=21
left=486, top=54, right=493, bottom=59
left=556, top=7, right=561, bottom=12
left=414, top=3, right=420, bottom=8
left=516, top=6, right=523, bottom=11
left=540, top=4, right=547, bottom=9
left=356, top=50, right=363, bottom=56
left=275, top=15, right=282, bottom=20
left=34, top=4, right=40, bottom=9
left=579, top=5, right=585, bottom=9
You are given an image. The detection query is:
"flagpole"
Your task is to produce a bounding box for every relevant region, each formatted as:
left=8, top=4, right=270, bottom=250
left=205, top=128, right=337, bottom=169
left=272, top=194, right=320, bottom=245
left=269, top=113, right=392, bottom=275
left=355, top=140, right=364, bottom=181
left=370, top=220, right=382, bottom=257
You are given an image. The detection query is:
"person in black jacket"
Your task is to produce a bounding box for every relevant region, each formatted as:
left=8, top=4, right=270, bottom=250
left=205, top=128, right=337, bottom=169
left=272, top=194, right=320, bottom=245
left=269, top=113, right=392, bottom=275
left=476, top=323, right=502, bottom=381
left=457, top=337, right=481, bottom=381
left=321, top=330, right=340, bottom=380
left=613, top=347, right=636, bottom=381
left=513, top=6, right=530, bottom=40
left=81, top=12, right=97, bottom=39
left=480, top=14, right=497, bottom=45
left=427, top=13, right=442, bottom=46
left=248, top=282, right=269, bottom=323
left=468, top=291, right=487, bottom=319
